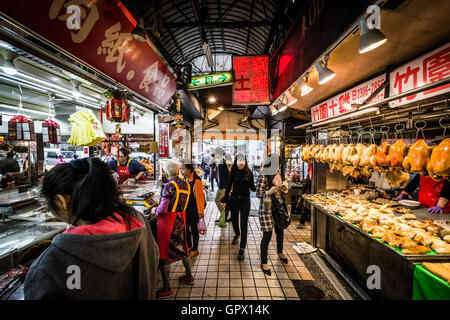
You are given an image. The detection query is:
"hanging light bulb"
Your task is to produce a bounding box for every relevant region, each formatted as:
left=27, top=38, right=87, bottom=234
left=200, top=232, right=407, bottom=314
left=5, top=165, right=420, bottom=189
left=359, top=17, right=387, bottom=54
left=299, top=72, right=313, bottom=96
left=315, top=55, right=335, bottom=85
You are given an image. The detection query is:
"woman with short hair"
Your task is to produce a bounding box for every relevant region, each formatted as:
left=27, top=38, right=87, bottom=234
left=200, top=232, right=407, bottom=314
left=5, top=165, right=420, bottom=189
left=155, top=160, right=194, bottom=298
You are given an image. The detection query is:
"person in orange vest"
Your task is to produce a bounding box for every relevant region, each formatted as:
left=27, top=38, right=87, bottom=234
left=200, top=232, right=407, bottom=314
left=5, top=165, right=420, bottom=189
left=397, top=174, right=449, bottom=213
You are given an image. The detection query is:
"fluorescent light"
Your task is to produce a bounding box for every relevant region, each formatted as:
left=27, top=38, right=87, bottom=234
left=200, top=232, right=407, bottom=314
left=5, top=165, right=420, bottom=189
left=1, top=61, right=17, bottom=75
left=315, top=59, right=335, bottom=85
left=359, top=18, right=387, bottom=54
left=0, top=103, right=53, bottom=116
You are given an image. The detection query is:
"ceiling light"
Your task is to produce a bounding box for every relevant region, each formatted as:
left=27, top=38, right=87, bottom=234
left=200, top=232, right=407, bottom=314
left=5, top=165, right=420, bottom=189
left=284, top=90, right=297, bottom=107
left=0, top=103, right=53, bottom=116
left=270, top=103, right=279, bottom=115
left=359, top=18, right=387, bottom=54
left=208, top=96, right=216, bottom=103
left=71, top=80, right=81, bottom=99
left=299, top=72, right=313, bottom=96
left=1, top=60, right=17, bottom=75
left=315, top=55, right=335, bottom=85
left=132, top=18, right=147, bottom=42
left=278, top=97, right=288, bottom=112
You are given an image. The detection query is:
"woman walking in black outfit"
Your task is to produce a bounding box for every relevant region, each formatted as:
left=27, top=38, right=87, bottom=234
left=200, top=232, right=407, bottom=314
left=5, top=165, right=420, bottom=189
left=221, top=153, right=256, bottom=260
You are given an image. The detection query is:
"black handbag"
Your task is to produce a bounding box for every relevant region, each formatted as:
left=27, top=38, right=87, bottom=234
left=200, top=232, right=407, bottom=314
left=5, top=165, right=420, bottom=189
left=270, top=194, right=291, bottom=229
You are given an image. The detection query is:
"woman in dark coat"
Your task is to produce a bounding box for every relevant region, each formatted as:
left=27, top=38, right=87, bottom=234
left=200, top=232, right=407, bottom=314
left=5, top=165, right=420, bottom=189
left=221, top=153, right=256, bottom=261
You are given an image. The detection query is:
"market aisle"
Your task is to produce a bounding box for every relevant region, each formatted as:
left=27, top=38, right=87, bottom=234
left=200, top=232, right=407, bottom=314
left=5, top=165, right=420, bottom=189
left=157, top=201, right=314, bottom=300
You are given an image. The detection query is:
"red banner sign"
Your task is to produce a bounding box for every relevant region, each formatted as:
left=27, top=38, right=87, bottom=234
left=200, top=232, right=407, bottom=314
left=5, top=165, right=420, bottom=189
left=389, top=42, right=450, bottom=107
left=0, top=0, right=176, bottom=108
left=159, top=123, right=169, bottom=158
left=232, top=55, right=270, bottom=105
left=311, top=74, right=386, bottom=122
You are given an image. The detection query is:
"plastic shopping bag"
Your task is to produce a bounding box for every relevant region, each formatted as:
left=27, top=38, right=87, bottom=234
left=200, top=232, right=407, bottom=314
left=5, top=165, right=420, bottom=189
left=197, top=218, right=207, bottom=235
left=218, top=210, right=226, bottom=228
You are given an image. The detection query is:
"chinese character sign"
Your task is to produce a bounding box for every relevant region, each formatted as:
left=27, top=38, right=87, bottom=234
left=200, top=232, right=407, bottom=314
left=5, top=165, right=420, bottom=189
left=159, top=123, right=169, bottom=158
left=0, top=0, right=176, bottom=108
left=311, top=74, right=386, bottom=122
left=389, top=43, right=450, bottom=107
left=232, top=55, right=270, bottom=105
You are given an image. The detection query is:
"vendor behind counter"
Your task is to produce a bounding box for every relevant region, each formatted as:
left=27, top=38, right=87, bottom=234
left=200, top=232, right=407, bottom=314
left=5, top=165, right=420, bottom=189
left=0, top=151, right=25, bottom=188
left=108, top=148, right=146, bottom=185
left=398, top=173, right=449, bottom=213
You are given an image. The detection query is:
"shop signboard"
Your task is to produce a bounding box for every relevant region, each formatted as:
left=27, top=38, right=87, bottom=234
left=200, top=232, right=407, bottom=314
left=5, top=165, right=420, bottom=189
left=311, top=74, right=386, bottom=122
left=0, top=0, right=176, bottom=108
left=389, top=42, right=450, bottom=107
left=187, top=72, right=234, bottom=90
left=232, top=55, right=270, bottom=105
left=159, top=123, right=169, bottom=158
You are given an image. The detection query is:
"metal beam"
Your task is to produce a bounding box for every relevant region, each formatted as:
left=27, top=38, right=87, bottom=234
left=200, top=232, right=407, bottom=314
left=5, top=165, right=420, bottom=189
left=245, top=0, right=256, bottom=55
left=264, top=0, right=288, bottom=54
left=163, top=21, right=272, bottom=28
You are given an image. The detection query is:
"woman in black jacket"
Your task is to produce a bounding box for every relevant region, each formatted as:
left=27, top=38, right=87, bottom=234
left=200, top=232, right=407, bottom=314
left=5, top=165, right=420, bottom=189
left=221, top=153, right=256, bottom=260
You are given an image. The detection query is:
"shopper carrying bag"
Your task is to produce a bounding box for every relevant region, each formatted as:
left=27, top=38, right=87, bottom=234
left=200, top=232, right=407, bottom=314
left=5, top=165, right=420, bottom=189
left=256, top=154, right=290, bottom=276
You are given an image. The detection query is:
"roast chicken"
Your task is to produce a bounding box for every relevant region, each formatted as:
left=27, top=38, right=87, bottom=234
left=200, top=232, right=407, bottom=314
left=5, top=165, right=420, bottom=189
left=333, top=144, right=345, bottom=163
left=387, top=140, right=407, bottom=168
left=359, top=144, right=377, bottom=167
left=426, top=138, right=450, bottom=180
left=402, top=140, right=431, bottom=175
left=342, top=144, right=354, bottom=165
left=348, top=143, right=365, bottom=167
left=384, top=170, right=410, bottom=188
left=373, top=142, right=390, bottom=167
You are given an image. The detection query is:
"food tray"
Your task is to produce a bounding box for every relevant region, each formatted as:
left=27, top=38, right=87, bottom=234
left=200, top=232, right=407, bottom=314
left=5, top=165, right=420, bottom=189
left=304, top=197, right=450, bottom=262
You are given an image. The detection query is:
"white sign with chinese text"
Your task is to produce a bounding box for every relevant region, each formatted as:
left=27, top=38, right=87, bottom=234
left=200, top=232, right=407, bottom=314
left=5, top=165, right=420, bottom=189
left=311, top=74, right=386, bottom=122
left=389, top=42, right=450, bottom=107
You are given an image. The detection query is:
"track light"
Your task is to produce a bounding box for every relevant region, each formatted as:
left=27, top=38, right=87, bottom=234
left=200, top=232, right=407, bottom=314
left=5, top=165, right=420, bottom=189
left=359, top=17, right=387, bottom=54
left=270, top=103, right=279, bottom=115
left=315, top=55, right=335, bottom=85
left=284, top=89, right=297, bottom=107
left=299, top=72, right=313, bottom=96
left=71, top=80, right=81, bottom=99
left=132, top=18, right=147, bottom=42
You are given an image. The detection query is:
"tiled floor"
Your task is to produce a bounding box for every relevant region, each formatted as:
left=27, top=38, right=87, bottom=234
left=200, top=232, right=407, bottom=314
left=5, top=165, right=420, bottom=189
left=157, top=200, right=313, bottom=300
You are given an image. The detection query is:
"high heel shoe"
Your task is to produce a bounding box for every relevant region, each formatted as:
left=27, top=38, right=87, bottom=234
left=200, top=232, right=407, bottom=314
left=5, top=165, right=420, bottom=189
left=261, top=264, right=271, bottom=276
left=278, top=254, right=288, bottom=264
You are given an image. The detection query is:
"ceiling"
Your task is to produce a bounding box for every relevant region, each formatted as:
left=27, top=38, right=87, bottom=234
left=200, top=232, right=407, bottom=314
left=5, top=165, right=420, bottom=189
left=123, top=0, right=304, bottom=74
left=286, top=0, right=450, bottom=112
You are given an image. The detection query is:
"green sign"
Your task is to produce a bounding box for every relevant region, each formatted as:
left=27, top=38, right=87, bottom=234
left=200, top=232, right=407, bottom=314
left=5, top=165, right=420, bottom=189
left=187, top=72, right=234, bottom=90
